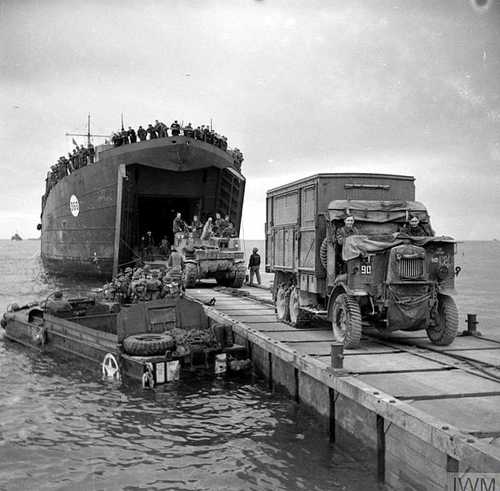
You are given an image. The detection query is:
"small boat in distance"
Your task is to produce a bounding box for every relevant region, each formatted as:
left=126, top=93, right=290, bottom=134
left=11, top=233, right=22, bottom=241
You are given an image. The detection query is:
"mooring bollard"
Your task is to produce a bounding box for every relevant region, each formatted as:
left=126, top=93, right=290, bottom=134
left=331, top=342, right=344, bottom=369
left=462, top=313, right=482, bottom=337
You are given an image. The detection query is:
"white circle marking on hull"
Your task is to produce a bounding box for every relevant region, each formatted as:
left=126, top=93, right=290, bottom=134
left=70, top=195, right=79, bottom=217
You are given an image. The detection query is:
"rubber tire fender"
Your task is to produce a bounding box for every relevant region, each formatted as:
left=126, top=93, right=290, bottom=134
left=123, top=333, right=175, bottom=356
left=319, top=237, right=328, bottom=270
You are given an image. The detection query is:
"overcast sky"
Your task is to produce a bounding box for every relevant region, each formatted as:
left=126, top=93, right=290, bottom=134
left=1, top=0, right=499, bottom=239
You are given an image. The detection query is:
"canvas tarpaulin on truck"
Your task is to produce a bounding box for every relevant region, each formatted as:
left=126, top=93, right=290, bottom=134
left=328, top=200, right=429, bottom=223
left=341, top=235, right=456, bottom=262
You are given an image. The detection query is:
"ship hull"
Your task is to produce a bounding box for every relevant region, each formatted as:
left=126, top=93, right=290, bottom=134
left=41, top=136, right=245, bottom=279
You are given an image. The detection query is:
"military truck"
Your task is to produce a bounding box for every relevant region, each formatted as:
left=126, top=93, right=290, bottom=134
left=176, top=235, right=246, bottom=288
left=265, top=173, right=459, bottom=348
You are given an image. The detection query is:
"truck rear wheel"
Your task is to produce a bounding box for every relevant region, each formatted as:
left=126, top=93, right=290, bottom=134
left=426, top=295, right=458, bottom=346
left=276, top=285, right=290, bottom=322
left=289, top=286, right=307, bottom=327
left=184, top=263, right=198, bottom=288
left=331, top=293, right=362, bottom=349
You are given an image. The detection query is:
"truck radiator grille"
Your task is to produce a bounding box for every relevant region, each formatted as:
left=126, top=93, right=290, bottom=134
left=398, top=258, right=424, bottom=279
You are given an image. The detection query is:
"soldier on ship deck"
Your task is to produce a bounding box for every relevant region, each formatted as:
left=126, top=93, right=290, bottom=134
left=183, top=123, right=194, bottom=138
left=147, top=124, right=157, bottom=140
left=170, top=120, right=181, bottom=136
left=121, top=128, right=129, bottom=144
left=137, top=126, right=147, bottom=142
left=128, top=127, right=137, bottom=144
left=88, top=143, right=95, bottom=163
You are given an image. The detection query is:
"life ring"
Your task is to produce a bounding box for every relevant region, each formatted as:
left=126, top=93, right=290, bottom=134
left=122, top=333, right=175, bottom=357
left=102, top=353, right=121, bottom=380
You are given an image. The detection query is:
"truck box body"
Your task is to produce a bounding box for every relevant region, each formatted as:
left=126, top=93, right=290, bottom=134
left=265, top=173, right=415, bottom=297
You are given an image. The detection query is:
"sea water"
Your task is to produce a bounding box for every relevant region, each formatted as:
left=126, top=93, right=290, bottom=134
left=0, top=239, right=497, bottom=490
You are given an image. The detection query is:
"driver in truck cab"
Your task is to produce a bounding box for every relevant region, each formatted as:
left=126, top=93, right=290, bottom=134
left=399, top=216, right=433, bottom=237
left=335, top=216, right=360, bottom=246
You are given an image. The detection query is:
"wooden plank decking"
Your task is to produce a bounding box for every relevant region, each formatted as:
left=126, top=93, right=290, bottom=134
left=187, top=283, right=500, bottom=487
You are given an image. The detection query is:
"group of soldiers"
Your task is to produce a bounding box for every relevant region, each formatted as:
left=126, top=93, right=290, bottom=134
left=102, top=262, right=184, bottom=304
left=138, top=212, right=237, bottom=262
left=172, top=212, right=237, bottom=239
left=44, top=143, right=96, bottom=198
left=336, top=215, right=434, bottom=246
left=110, top=120, right=244, bottom=170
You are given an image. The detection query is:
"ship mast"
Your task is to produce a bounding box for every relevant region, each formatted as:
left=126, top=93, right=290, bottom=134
left=66, top=114, right=109, bottom=146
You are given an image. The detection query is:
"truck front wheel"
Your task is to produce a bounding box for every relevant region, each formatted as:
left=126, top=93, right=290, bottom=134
left=331, top=293, right=362, bottom=349
left=426, top=295, right=458, bottom=346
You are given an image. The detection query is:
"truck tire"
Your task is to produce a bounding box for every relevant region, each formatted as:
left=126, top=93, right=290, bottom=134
left=320, top=237, right=328, bottom=270
left=331, top=293, right=362, bottom=349
left=276, top=285, right=290, bottom=322
left=289, top=286, right=306, bottom=327
left=123, top=333, right=175, bottom=356
left=184, top=263, right=198, bottom=288
left=229, top=264, right=246, bottom=288
left=426, top=295, right=458, bottom=346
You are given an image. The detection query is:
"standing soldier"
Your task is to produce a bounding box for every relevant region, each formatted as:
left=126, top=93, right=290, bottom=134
left=172, top=212, right=187, bottom=234
left=166, top=247, right=184, bottom=284
left=147, top=124, right=157, bottom=140
left=88, top=143, right=95, bottom=163
left=170, top=120, right=181, bottom=136
left=183, top=123, right=194, bottom=138
left=213, top=213, right=223, bottom=236
left=190, top=215, right=203, bottom=237
left=159, top=235, right=170, bottom=257
left=160, top=121, right=169, bottom=137
left=121, top=128, right=129, bottom=144
left=248, top=248, right=261, bottom=286
left=137, top=125, right=147, bottom=142
left=144, top=231, right=155, bottom=261
left=81, top=146, right=89, bottom=167
left=220, top=136, right=228, bottom=151
left=127, top=126, right=137, bottom=143
left=203, top=126, right=211, bottom=144
left=221, top=214, right=235, bottom=237
left=194, top=126, right=203, bottom=140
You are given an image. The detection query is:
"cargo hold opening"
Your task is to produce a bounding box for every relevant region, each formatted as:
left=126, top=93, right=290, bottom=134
left=137, top=195, right=200, bottom=245
left=119, top=194, right=201, bottom=266
left=116, top=163, right=245, bottom=269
